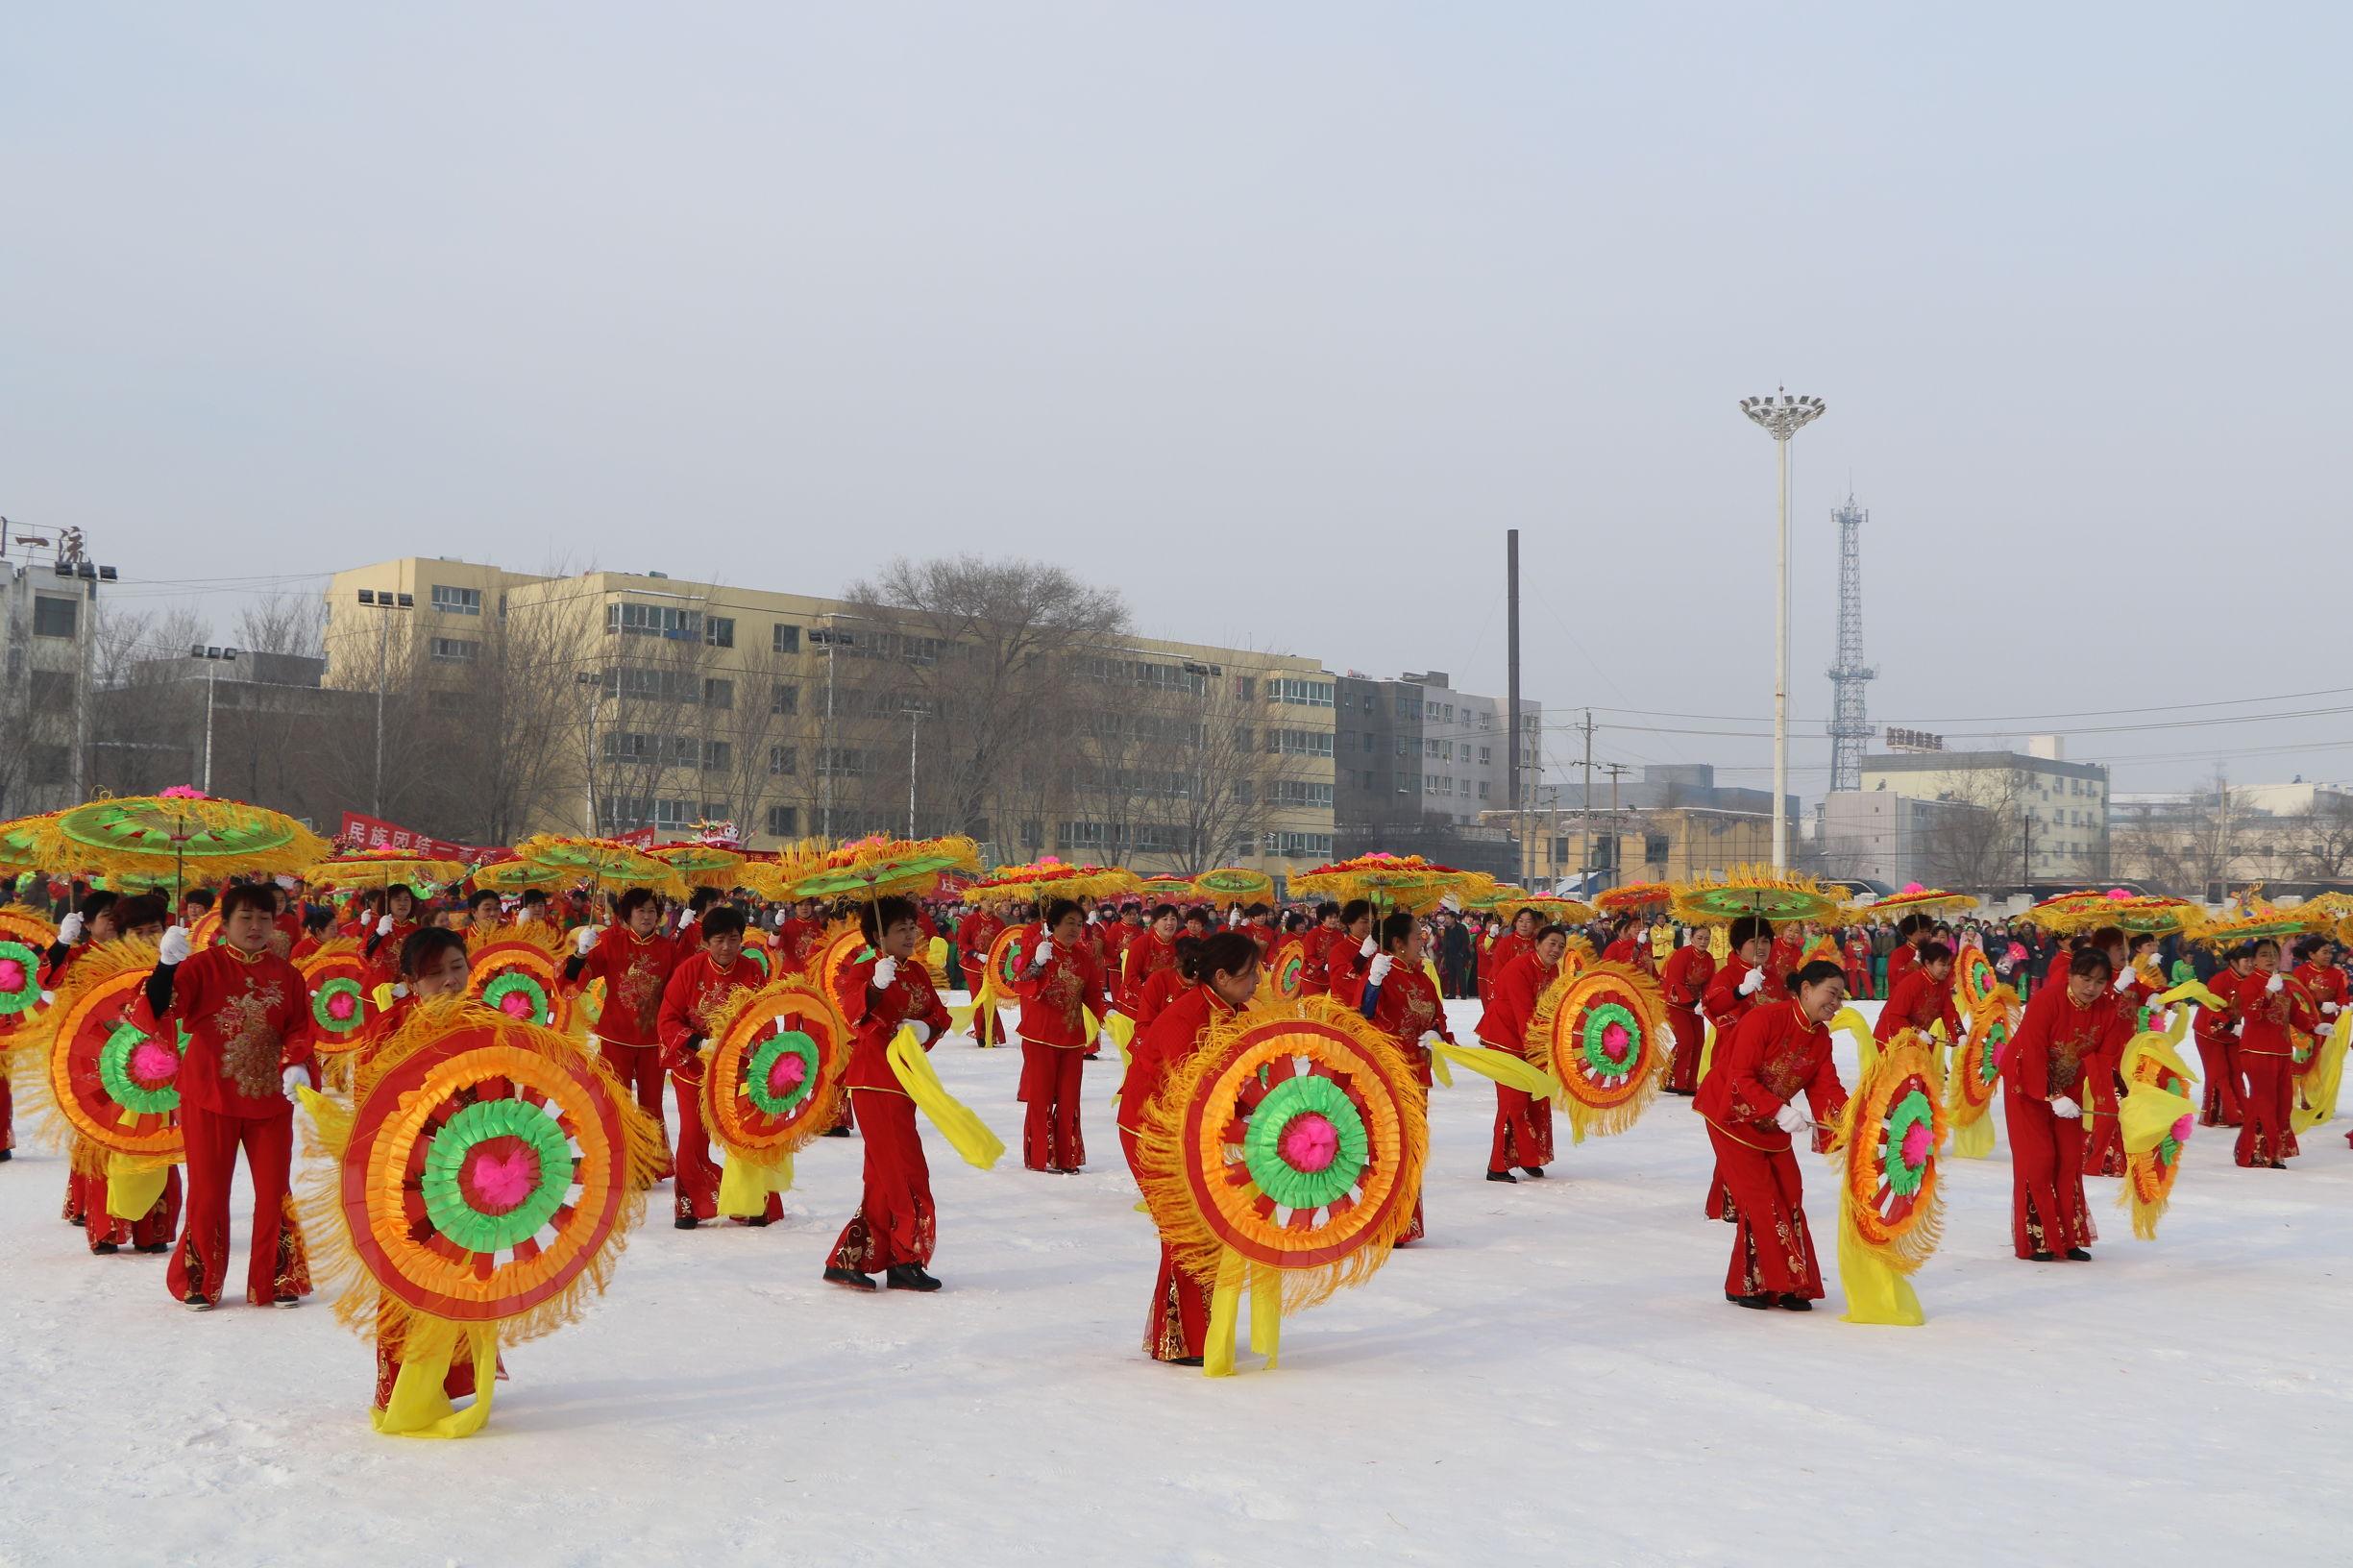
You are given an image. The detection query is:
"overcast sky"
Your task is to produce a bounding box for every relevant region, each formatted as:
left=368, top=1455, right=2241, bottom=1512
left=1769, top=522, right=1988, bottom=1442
left=8, top=5, right=2347, bottom=801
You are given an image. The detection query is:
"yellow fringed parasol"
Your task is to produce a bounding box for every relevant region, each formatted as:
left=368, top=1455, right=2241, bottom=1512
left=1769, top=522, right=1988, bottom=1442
left=1670, top=866, right=1841, bottom=926
left=24, top=789, right=331, bottom=902
left=1287, top=853, right=1490, bottom=916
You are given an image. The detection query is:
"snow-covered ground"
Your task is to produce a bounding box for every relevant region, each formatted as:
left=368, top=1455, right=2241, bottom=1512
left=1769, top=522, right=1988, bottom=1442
left=3, top=997, right=2348, bottom=1567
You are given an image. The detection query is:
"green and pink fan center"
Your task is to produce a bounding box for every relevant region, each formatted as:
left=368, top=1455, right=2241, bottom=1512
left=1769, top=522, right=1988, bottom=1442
left=0, top=940, right=40, bottom=1016
left=1882, top=1087, right=1935, bottom=1197
left=312, top=976, right=367, bottom=1035
left=1280, top=954, right=1305, bottom=992
left=1578, top=1002, right=1643, bottom=1077
left=1978, top=1023, right=2008, bottom=1085
left=482, top=969, right=553, bottom=1024
left=98, top=1019, right=187, bottom=1115
left=420, top=1097, right=575, bottom=1254
left=1242, top=1072, right=1370, bottom=1213
left=746, top=1029, right=821, bottom=1116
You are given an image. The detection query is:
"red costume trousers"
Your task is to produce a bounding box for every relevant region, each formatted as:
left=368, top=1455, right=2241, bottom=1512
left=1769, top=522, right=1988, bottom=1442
left=1703, top=1125, right=1823, bottom=1299
left=669, top=1069, right=721, bottom=1223
left=1844, top=964, right=1874, bottom=1001
left=1665, top=1009, right=1704, bottom=1094
left=169, top=1104, right=310, bottom=1307
left=2195, top=1035, right=2243, bottom=1126
left=76, top=1164, right=182, bottom=1252
left=0, top=1071, right=12, bottom=1152
left=829, top=1089, right=935, bottom=1272
left=600, top=1040, right=673, bottom=1177
left=972, top=999, right=1003, bottom=1047
left=1489, top=1083, right=1554, bottom=1171
left=1144, top=1242, right=1210, bottom=1362
left=1018, top=1041, right=1086, bottom=1171
left=2002, top=1090, right=2095, bottom=1258
left=2237, top=1055, right=2294, bottom=1166
left=2082, top=1075, right=2126, bottom=1178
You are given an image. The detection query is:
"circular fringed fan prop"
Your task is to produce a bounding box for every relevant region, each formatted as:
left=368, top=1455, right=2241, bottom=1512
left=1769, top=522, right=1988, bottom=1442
left=1526, top=962, right=1672, bottom=1143
left=700, top=977, right=850, bottom=1164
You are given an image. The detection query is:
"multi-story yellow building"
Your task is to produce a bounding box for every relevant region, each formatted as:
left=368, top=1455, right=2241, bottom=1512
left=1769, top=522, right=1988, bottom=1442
left=323, top=557, right=1336, bottom=875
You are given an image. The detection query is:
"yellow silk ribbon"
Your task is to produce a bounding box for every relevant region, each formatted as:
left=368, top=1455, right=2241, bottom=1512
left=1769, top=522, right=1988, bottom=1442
left=1830, top=1093, right=1924, bottom=1327
left=373, top=1321, right=501, bottom=1439
left=104, top=1151, right=174, bottom=1221
left=717, top=1152, right=794, bottom=1216
left=1203, top=1249, right=1283, bottom=1378
left=887, top=1028, right=1005, bottom=1169
left=2293, top=1007, right=2350, bottom=1134
left=1430, top=1041, right=1557, bottom=1097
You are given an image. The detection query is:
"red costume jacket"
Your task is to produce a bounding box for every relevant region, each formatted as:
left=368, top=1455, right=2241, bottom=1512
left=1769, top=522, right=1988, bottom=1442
left=164, top=944, right=315, bottom=1118
left=1355, top=960, right=1452, bottom=1086
left=2007, top=979, right=2132, bottom=1100
left=775, top=918, right=826, bottom=975
left=1119, top=984, right=1236, bottom=1140
left=1694, top=999, right=1847, bottom=1153
left=2225, top=968, right=2317, bottom=1061
left=1118, top=929, right=1180, bottom=1014
left=1474, top=948, right=1557, bottom=1057
left=1014, top=935, right=1108, bottom=1050
left=1885, top=941, right=1919, bottom=995
left=1875, top=968, right=1961, bottom=1044
left=959, top=911, right=1005, bottom=982
left=1299, top=926, right=1342, bottom=996
left=1481, top=931, right=1532, bottom=1005
left=1660, top=944, right=1715, bottom=1020
left=1702, top=957, right=1777, bottom=1036
left=574, top=927, right=679, bottom=1048
left=2292, top=961, right=2346, bottom=1024
left=656, top=949, right=760, bottom=1081
left=1131, top=966, right=1194, bottom=1033
left=833, top=949, right=951, bottom=1095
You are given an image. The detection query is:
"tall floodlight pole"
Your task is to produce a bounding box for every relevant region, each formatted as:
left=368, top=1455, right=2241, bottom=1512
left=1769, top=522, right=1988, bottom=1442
left=1738, top=389, right=1826, bottom=871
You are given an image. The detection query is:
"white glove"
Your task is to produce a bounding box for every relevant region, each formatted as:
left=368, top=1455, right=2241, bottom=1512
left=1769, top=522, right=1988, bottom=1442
left=2050, top=1095, right=2082, bottom=1119
left=159, top=927, right=191, bottom=966
left=1367, top=953, right=1394, bottom=986
left=376, top=914, right=395, bottom=938
left=1359, top=935, right=1378, bottom=959
left=274, top=874, right=298, bottom=891
left=573, top=924, right=600, bottom=957
left=908, top=1021, right=932, bottom=1045
left=1030, top=935, right=1052, bottom=969
left=38, top=990, right=54, bottom=1006
left=2323, top=1001, right=2341, bottom=1016
left=281, top=1065, right=309, bottom=1102
left=1227, top=907, right=1242, bottom=927
left=873, top=955, right=898, bottom=988
left=1737, top=968, right=1763, bottom=997
left=1773, top=1101, right=1809, bottom=1135
left=2231, top=1020, right=2244, bottom=1038
left=58, top=911, right=85, bottom=944
left=389, top=982, right=410, bottom=1000
left=2113, top=968, right=2134, bottom=992
left=2267, top=973, right=2285, bottom=993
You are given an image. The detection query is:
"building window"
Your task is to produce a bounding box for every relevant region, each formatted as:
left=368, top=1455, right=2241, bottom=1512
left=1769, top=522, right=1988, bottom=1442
left=1425, top=739, right=1440, bottom=758
left=429, top=638, right=479, bottom=662
left=702, top=678, right=733, bottom=709
left=765, top=804, right=798, bottom=836
left=1234, top=676, right=1257, bottom=700
left=430, top=584, right=481, bottom=616
left=651, top=799, right=692, bottom=828
left=1271, top=780, right=1334, bottom=808
left=28, top=670, right=74, bottom=713
left=1272, top=728, right=1333, bottom=757
left=1262, top=831, right=1334, bottom=858
left=773, top=624, right=800, bottom=653
left=818, top=747, right=869, bottom=777
left=32, top=596, right=77, bottom=638
left=607, top=601, right=703, bottom=640
left=1478, top=780, right=1490, bottom=799
left=705, top=616, right=735, bottom=649
left=601, top=731, right=655, bottom=761
left=27, top=744, right=69, bottom=784
left=1645, top=833, right=1671, bottom=863
left=1479, top=746, right=1491, bottom=765
left=1266, top=677, right=1335, bottom=708
left=771, top=684, right=798, bottom=716
left=701, top=741, right=732, bottom=772
left=768, top=745, right=797, bottom=776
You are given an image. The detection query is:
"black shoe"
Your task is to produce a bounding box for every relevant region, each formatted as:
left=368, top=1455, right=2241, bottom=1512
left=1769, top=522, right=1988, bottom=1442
left=885, top=1263, right=943, bottom=1292
left=92, top=1240, right=119, bottom=1255
left=1519, top=1166, right=1545, bottom=1178
left=1777, top=1294, right=1814, bottom=1311
left=1170, top=1355, right=1205, bottom=1367
left=0, top=1147, right=12, bottom=1161
left=1728, top=1293, right=1773, bottom=1310
left=823, top=1265, right=876, bottom=1290
left=137, top=1242, right=169, bottom=1255
left=736, top=1213, right=772, bottom=1228
left=674, top=1215, right=699, bottom=1230
left=2028, top=1251, right=2056, bottom=1262
left=182, top=1295, right=214, bottom=1311
left=272, top=1293, right=301, bottom=1309
left=2064, top=1247, right=2092, bottom=1261
left=1485, top=1169, right=1517, bottom=1183
left=822, top=1126, right=852, bottom=1139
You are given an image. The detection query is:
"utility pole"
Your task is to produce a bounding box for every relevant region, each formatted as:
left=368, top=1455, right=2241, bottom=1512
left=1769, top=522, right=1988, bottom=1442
left=1579, top=708, right=1595, bottom=894
left=1601, top=761, right=1630, bottom=892
left=354, top=588, right=413, bottom=817
left=1506, top=529, right=1521, bottom=813
left=1740, top=389, right=1826, bottom=871
left=908, top=706, right=922, bottom=838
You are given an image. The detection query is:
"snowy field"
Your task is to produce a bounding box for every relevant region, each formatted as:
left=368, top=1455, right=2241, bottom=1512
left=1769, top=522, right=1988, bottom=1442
left=3, top=996, right=2349, bottom=1568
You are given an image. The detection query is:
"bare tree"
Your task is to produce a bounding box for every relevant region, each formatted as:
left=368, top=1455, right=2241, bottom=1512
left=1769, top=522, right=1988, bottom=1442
left=2292, top=793, right=2353, bottom=881
left=843, top=555, right=1130, bottom=843
left=232, top=593, right=328, bottom=659
left=1919, top=772, right=2024, bottom=891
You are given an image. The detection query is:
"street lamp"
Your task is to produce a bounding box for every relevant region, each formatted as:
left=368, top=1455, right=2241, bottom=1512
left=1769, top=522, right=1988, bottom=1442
left=1739, top=388, right=1826, bottom=871
left=808, top=625, right=854, bottom=838
left=353, top=588, right=414, bottom=815
left=575, top=670, right=604, bottom=831
left=189, top=645, right=240, bottom=796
